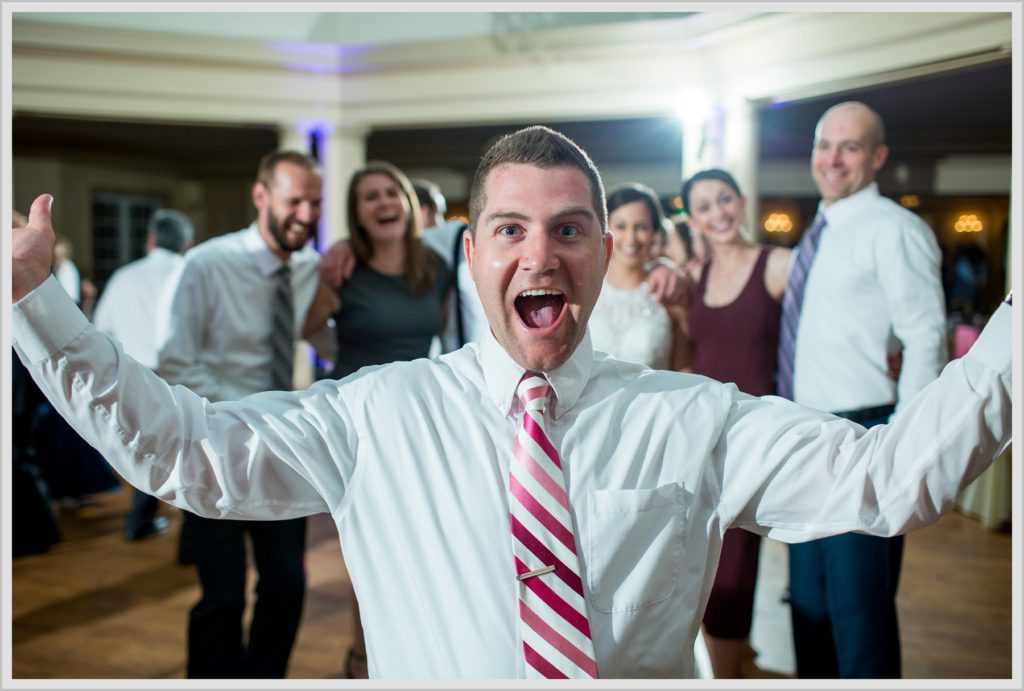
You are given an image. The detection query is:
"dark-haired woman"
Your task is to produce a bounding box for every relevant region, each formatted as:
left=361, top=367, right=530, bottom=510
left=682, top=168, right=791, bottom=678
left=589, top=182, right=690, bottom=371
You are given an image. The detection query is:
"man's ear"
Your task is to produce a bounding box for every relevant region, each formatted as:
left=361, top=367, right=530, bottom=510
left=252, top=181, right=267, bottom=211
left=872, top=144, right=889, bottom=173
left=602, top=232, right=613, bottom=273
left=463, top=228, right=475, bottom=277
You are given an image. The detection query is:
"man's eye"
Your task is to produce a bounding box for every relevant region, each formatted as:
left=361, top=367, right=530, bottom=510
left=497, top=225, right=519, bottom=236
left=556, top=224, right=580, bottom=237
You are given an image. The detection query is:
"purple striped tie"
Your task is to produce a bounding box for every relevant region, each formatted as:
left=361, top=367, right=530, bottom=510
left=509, top=373, right=598, bottom=679
left=776, top=213, right=827, bottom=400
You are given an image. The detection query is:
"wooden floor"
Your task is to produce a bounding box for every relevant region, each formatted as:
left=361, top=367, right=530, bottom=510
left=10, top=481, right=1013, bottom=680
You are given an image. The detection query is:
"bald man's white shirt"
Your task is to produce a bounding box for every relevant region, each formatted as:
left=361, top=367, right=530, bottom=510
left=794, top=183, right=946, bottom=414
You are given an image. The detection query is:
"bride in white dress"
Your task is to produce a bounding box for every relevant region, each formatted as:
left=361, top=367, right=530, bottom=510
left=589, top=182, right=691, bottom=371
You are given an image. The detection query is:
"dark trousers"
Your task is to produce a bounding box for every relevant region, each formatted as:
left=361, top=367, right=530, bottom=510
left=788, top=409, right=903, bottom=678
left=124, top=489, right=159, bottom=532
left=182, top=512, right=307, bottom=679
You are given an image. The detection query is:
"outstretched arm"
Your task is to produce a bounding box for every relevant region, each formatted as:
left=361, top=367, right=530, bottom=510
left=716, top=299, right=1012, bottom=541
left=12, top=195, right=349, bottom=520
left=303, top=276, right=342, bottom=339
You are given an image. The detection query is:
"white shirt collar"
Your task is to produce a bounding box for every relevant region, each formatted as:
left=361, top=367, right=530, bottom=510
left=819, top=182, right=881, bottom=227
left=478, top=326, right=595, bottom=420
left=242, top=223, right=290, bottom=278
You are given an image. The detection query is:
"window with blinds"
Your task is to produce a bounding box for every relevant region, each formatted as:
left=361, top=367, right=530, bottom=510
left=91, top=193, right=162, bottom=294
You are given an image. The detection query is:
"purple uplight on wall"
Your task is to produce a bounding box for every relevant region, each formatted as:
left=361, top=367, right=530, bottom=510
left=267, top=40, right=374, bottom=75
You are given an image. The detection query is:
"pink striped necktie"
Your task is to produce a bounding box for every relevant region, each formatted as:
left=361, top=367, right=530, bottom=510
left=509, top=372, right=598, bottom=679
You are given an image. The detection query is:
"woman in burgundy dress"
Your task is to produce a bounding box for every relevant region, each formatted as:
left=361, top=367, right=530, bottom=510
left=683, top=169, right=792, bottom=678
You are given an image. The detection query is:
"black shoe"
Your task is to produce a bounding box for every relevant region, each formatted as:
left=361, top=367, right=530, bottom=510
left=344, top=646, right=368, bottom=679
left=123, top=515, right=170, bottom=542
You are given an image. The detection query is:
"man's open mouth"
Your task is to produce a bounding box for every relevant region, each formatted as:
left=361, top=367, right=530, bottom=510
left=515, top=289, right=567, bottom=329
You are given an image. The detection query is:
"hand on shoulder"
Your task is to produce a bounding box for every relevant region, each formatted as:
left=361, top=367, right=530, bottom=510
left=646, top=258, right=691, bottom=306
left=320, top=239, right=356, bottom=288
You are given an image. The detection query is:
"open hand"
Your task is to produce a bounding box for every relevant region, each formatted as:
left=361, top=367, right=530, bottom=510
left=319, top=239, right=356, bottom=288
left=647, top=260, right=689, bottom=306
left=12, top=194, right=57, bottom=302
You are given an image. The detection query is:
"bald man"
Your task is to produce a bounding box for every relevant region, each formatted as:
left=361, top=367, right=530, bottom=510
left=779, top=101, right=947, bottom=678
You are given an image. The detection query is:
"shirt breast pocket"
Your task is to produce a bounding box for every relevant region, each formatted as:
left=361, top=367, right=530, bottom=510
left=585, top=482, right=687, bottom=613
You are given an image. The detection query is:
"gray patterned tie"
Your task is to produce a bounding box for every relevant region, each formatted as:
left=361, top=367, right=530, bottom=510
left=270, top=263, right=295, bottom=391
left=776, top=213, right=827, bottom=400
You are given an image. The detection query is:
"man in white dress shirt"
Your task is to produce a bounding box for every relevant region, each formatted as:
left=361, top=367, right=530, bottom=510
left=154, top=150, right=336, bottom=679
left=92, top=208, right=194, bottom=541
left=10, top=126, right=1011, bottom=679
left=782, top=101, right=947, bottom=678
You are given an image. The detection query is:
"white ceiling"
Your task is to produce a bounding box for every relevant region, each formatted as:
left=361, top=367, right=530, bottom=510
left=13, top=10, right=697, bottom=48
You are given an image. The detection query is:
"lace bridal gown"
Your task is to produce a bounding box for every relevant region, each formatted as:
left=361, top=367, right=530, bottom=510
left=589, top=280, right=673, bottom=369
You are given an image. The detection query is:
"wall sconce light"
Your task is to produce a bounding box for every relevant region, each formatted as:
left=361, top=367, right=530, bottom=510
left=899, top=195, right=921, bottom=208
left=763, top=213, right=793, bottom=233
left=954, top=214, right=983, bottom=233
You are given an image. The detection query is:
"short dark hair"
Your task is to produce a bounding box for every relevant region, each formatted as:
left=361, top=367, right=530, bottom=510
left=468, top=125, right=607, bottom=234
left=256, top=150, right=321, bottom=189
left=680, top=168, right=744, bottom=214
left=412, top=178, right=446, bottom=216
left=606, top=182, right=666, bottom=233
left=149, top=209, right=194, bottom=253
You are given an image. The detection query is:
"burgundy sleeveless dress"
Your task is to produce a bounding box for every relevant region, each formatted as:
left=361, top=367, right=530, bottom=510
left=688, top=245, right=780, bottom=640
left=688, top=245, right=780, bottom=397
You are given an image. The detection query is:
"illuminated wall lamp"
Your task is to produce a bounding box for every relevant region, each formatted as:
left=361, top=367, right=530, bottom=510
left=954, top=214, right=983, bottom=233
left=763, top=213, right=793, bottom=233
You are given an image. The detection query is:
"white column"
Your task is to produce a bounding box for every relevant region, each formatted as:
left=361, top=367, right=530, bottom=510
left=286, top=122, right=369, bottom=389
left=320, top=123, right=370, bottom=244
left=679, top=94, right=726, bottom=182
left=680, top=115, right=706, bottom=184
left=277, top=124, right=312, bottom=155
left=722, top=97, right=760, bottom=242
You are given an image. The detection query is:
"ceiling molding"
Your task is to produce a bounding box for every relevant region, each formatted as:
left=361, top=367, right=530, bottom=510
left=12, top=10, right=1014, bottom=130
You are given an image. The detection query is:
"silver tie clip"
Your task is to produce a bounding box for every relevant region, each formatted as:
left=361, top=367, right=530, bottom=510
left=517, top=565, right=556, bottom=581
